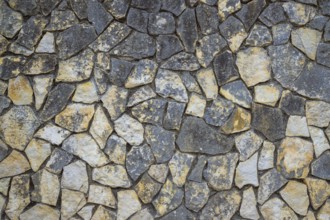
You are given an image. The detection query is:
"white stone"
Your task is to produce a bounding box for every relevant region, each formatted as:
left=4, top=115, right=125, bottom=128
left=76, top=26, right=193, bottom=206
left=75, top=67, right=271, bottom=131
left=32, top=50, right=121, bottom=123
left=240, top=187, right=260, bottom=220
left=117, top=190, right=142, bottom=220
left=114, top=114, right=144, bottom=146
left=258, top=141, right=275, bottom=170
left=25, top=138, right=51, bottom=172
left=88, top=185, right=116, bottom=208
left=235, top=152, right=259, bottom=188
left=309, top=126, right=330, bottom=158
left=185, top=93, right=206, bottom=117
left=286, top=116, right=310, bottom=137
left=196, top=68, right=218, bottom=100
left=34, top=123, right=71, bottom=145
left=36, top=32, right=55, bottom=53
left=33, top=75, right=53, bottom=110
left=61, top=160, right=89, bottom=193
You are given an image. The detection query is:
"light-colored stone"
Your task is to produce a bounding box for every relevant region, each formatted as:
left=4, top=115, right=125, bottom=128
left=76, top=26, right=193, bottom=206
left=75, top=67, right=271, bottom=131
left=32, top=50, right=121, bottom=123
left=61, top=189, right=86, bottom=220
left=236, top=47, right=271, bottom=87
left=222, top=106, right=251, bottom=134
left=240, top=187, right=260, bottom=220
left=91, top=206, right=116, bottom=220
left=104, top=134, right=126, bottom=165
left=33, top=75, right=54, bottom=110
left=317, top=199, right=330, bottom=220
left=306, top=101, right=330, bottom=127
left=218, top=0, right=241, bottom=21
left=61, top=160, right=88, bottom=193
left=125, top=59, right=158, bottom=88
left=78, top=205, right=95, bottom=220
left=36, top=32, right=55, bottom=53
left=286, top=116, right=310, bottom=137
left=169, top=151, right=195, bottom=187
left=254, top=83, right=281, bottom=106
left=101, top=85, right=128, bottom=120
left=235, top=130, right=264, bottom=161
left=19, top=204, right=60, bottom=220
left=25, top=138, right=51, bottom=172
left=148, top=164, right=169, bottom=183
left=92, top=164, right=131, bottom=188
left=127, top=85, right=157, bottom=107
left=185, top=93, right=206, bottom=117
left=72, top=80, right=99, bottom=103
left=304, top=177, right=330, bottom=210
left=282, top=2, right=316, bottom=25
left=130, top=208, right=153, bottom=220
left=0, top=150, right=30, bottom=178
left=88, top=185, right=116, bottom=208
left=8, top=75, right=33, bottom=105
left=114, top=114, right=144, bottom=146
left=235, top=152, right=259, bottom=188
left=260, top=197, right=298, bottom=220
left=258, top=141, right=275, bottom=170
left=117, top=190, right=141, bottom=220
left=220, top=80, right=252, bottom=108
left=0, top=178, right=10, bottom=196
left=309, top=126, right=330, bottom=157
left=34, top=123, right=71, bottom=145
left=303, top=211, right=316, bottom=220
left=196, top=68, right=218, bottom=100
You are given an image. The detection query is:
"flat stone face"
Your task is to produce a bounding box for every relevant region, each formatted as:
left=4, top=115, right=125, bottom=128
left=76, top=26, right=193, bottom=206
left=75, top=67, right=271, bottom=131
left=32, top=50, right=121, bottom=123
left=177, top=8, right=198, bottom=52
left=8, top=75, right=33, bottom=105
left=161, top=52, right=200, bottom=71
left=260, top=197, right=298, bottom=220
left=87, top=0, right=113, bottom=34
left=259, top=3, right=286, bottom=27
left=311, top=151, right=330, bottom=180
left=114, top=114, right=144, bottom=146
left=304, top=177, right=330, bottom=210
left=132, top=99, right=167, bottom=125
left=135, top=173, right=161, bottom=204
left=240, top=187, right=259, bottom=220
left=169, top=151, right=195, bottom=187
left=283, top=2, right=316, bottom=25
left=218, top=0, right=241, bottom=22
left=0, top=151, right=30, bottom=178
left=0, top=56, right=27, bottom=80
left=220, top=80, right=252, bottom=108
left=156, top=35, right=183, bottom=61
left=185, top=181, right=210, bottom=212
left=46, top=10, right=78, bottom=31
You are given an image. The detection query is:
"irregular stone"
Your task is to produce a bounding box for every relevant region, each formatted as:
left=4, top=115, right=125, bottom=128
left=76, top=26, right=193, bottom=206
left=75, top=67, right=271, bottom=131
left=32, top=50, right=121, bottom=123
left=126, top=145, right=154, bottom=181
left=169, top=152, right=195, bottom=187
left=236, top=47, right=271, bottom=87
left=131, top=0, right=161, bottom=12
left=145, top=125, right=175, bottom=163
left=117, top=190, right=141, bottom=220
left=78, top=205, right=95, bottom=220
left=72, top=81, right=99, bottom=104
left=317, top=43, right=330, bottom=68
left=0, top=139, right=9, bottom=162
left=35, top=123, right=70, bottom=146
left=235, top=0, right=266, bottom=30
left=188, top=155, right=207, bottom=183
left=38, top=0, right=61, bottom=15
left=104, top=134, right=126, bottom=165
left=320, top=0, right=330, bottom=15
left=303, top=211, right=317, bottom=220
left=7, top=0, right=38, bottom=16
left=134, top=173, right=162, bottom=204
left=185, top=181, right=210, bottom=212
left=177, top=8, right=198, bottom=52
left=126, top=8, right=148, bottom=33
left=148, top=12, right=175, bottom=35
left=156, top=35, right=183, bottom=61
left=130, top=208, right=153, bottom=220
left=125, top=59, right=158, bottom=88
left=152, top=179, right=184, bottom=217
left=91, top=206, right=116, bottom=220
left=0, top=151, right=30, bottom=178
left=163, top=101, right=185, bottom=130
left=25, top=139, right=51, bottom=172
left=200, top=189, right=241, bottom=220
left=286, top=116, right=309, bottom=137
left=132, top=99, right=166, bottom=125
left=291, top=27, right=322, bottom=60
left=185, top=93, right=206, bottom=118
left=36, top=32, right=55, bottom=53
left=318, top=199, right=330, bottom=220
left=309, top=126, right=330, bottom=158
left=203, top=153, right=238, bottom=191
left=204, top=97, right=234, bottom=126
left=93, top=67, right=108, bottom=95
left=0, top=56, right=27, bottom=80
left=304, top=177, right=330, bottom=210
left=101, top=85, right=128, bottom=120
left=5, top=175, right=30, bottom=220
left=282, top=1, right=316, bottom=25
left=61, top=160, right=88, bottom=193
left=222, top=106, right=251, bottom=134
left=181, top=72, right=202, bottom=94
left=25, top=54, right=57, bottom=76
left=110, top=31, right=156, bottom=59
left=46, top=10, right=78, bottom=31
left=240, top=187, right=260, bottom=220
left=62, top=133, right=109, bottom=167
left=213, top=50, right=239, bottom=86
left=114, top=114, right=144, bottom=146
left=161, top=0, right=185, bottom=16
left=219, top=16, right=247, bottom=52
left=195, top=68, right=217, bottom=100
left=258, top=141, right=275, bottom=170
left=272, top=23, right=293, bottom=45
left=259, top=3, right=286, bottom=26
left=61, top=189, right=86, bottom=220
left=88, top=185, right=116, bottom=208
left=196, top=4, right=219, bottom=35
left=103, top=0, right=129, bottom=19
left=8, top=75, right=33, bottom=105
left=57, top=49, right=94, bottom=82
left=325, top=21, right=330, bottom=41
left=254, top=82, right=282, bottom=107
left=8, top=42, right=34, bottom=56
left=252, top=104, right=286, bottom=141
left=127, top=86, right=157, bottom=107
left=20, top=204, right=60, bottom=220
left=217, top=0, right=241, bottom=21
left=0, top=35, right=8, bottom=55
left=280, top=90, right=305, bottom=116
left=311, top=151, right=330, bottom=180
left=155, top=69, right=188, bottom=102
left=40, top=83, right=75, bottom=121
left=148, top=164, right=169, bottom=183
left=161, top=52, right=200, bottom=71
left=220, top=80, right=252, bottom=108
left=92, top=165, right=131, bottom=188
left=160, top=205, right=195, bottom=220
left=0, top=1, right=23, bottom=38
left=235, top=152, right=258, bottom=188
left=33, top=75, right=54, bottom=110
left=257, top=168, right=288, bottom=204
left=56, top=24, right=97, bottom=59
left=280, top=181, right=309, bottom=216
left=87, top=0, right=113, bottom=34
left=45, top=148, right=73, bottom=174
left=0, top=96, right=9, bottom=115
left=308, top=15, right=329, bottom=30
left=246, top=24, right=272, bottom=46
left=109, top=58, right=134, bottom=87
left=90, top=21, right=131, bottom=52
left=31, top=169, right=60, bottom=206
left=260, top=197, right=298, bottom=220
left=306, top=101, right=330, bottom=127
left=234, top=130, right=262, bottom=162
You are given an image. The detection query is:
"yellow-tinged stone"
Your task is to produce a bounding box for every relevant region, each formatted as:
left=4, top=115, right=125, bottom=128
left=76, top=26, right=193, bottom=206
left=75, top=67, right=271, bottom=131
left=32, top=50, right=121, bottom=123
left=61, top=189, right=86, bottom=220
left=254, top=84, right=281, bottom=106
left=304, top=177, right=330, bottom=210
left=0, top=150, right=30, bottom=178
left=8, top=75, right=33, bottom=105
left=25, top=138, right=51, bottom=172
left=317, top=199, right=330, bottom=220
left=117, top=190, right=141, bottom=220
left=218, top=0, right=241, bottom=21
left=72, top=80, right=99, bottom=103
left=222, top=107, right=251, bottom=134
left=169, top=151, right=195, bottom=187
left=303, top=211, right=316, bottom=220
left=260, top=197, right=298, bottom=220
left=185, top=93, right=206, bottom=117
left=196, top=68, right=218, bottom=100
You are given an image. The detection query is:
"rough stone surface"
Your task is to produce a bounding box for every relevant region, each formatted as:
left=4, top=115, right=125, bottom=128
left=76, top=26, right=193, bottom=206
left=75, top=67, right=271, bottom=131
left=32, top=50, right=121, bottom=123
left=114, top=114, right=144, bottom=146
left=220, top=80, right=252, bottom=108
left=260, top=197, right=298, bottom=220
left=92, top=165, right=131, bottom=188
left=235, top=152, right=259, bottom=188
left=311, top=151, right=330, bottom=180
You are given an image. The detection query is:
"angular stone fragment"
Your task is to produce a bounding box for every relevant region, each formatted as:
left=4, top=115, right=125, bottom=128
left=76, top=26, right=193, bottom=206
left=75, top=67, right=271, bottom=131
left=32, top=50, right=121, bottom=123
left=20, top=204, right=60, bottom=220
left=280, top=90, right=305, bottom=116
left=162, top=52, right=200, bottom=71
left=0, top=139, right=8, bottom=162
left=61, top=189, right=86, bottom=220
left=25, top=139, right=51, bottom=172
left=0, top=1, right=23, bottom=38
left=213, top=50, right=239, bottom=86
left=5, top=175, right=30, bottom=220
left=257, top=168, right=288, bottom=204
left=134, top=173, right=161, bottom=204
left=56, top=24, right=97, bottom=59
left=62, top=160, right=88, bottom=193
left=311, top=151, right=330, bottom=180
left=163, top=101, right=185, bottom=130
left=35, top=123, right=70, bottom=146
left=91, top=206, right=116, bottom=220
left=111, top=31, right=156, bottom=59
left=114, top=114, right=144, bottom=146
left=88, top=185, right=116, bottom=208
left=33, top=75, right=54, bottom=110
left=160, top=205, right=195, bottom=220
left=282, top=2, right=316, bottom=25
left=325, top=21, right=330, bottom=41
left=196, top=68, right=218, bottom=100
left=185, top=181, right=209, bottom=212
left=87, top=0, right=113, bottom=34
left=104, top=0, right=129, bottom=19
left=185, top=93, right=206, bottom=118
left=258, top=141, right=275, bottom=170
left=169, top=152, right=195, bottom=187
left=317, top=43, right=330, bottom=68
left=92, top=165, right=131, bottom=188
left=36, top=32, right=55, bottom=53
left=0, top=151, right=30, bottom=179
left=196, top=4, right=218, bottom=35
left=130, top=208, right=153, bottom=220
left=127, top=86, right=156, bottom=107
left=272, top=23, right=292, bottom=45
left=117, top=190, right=141, bottom=220
left=72, top=81, right=99, bottom=104
left=217, top=0, right=241, bottom=21
left=286, top=116, right=309, bottom=137
left=46, top=148, right=73, bottom=174
left=8, top=75, right=33, bottom=105
left=0, top=35, right=8, bottom=55
left=24, top=54, right=57, bottom=75
left=318, top=199, right=330, bottom=220
left=161, top=0, right=185, bottom=16
left=219, top=16, right=247, bottom=52
left=254, top=82, right=282, bottom=107
left=304, top=177, right=330, bottom=210
left=90, top=21, right=131, bottom=52
left=132, top=99, right=166, bottom=125
left=236, top=0, right=266, bottom=30
left=152, top=179, right=184, bottom=217
left=277, top=137, right=314, bottom=179
left=309, top=126, right=330, bottom=158
left=0, top=56, right=26, bottom=80
left=201, top=189, right=241, bottom=220
left=204, top=97, right=234, bottom=127
left=222, top=106, right=251, bottom=134
left=125, top=59, right=158, bottom=88
left=78, top=205, right=95, bottom=220
left=235, top=130, right=263, bottom=161
left=7, top=0, right=37, bottom=16
left=259, top=3, right=286, bottom=27
left=203, top=153, right=238, bottom=191
left=9, top=42, right=34, bottom=56
left=246, top=24, right=272, bottom=46
left=109, top=58, right=134, bottom=87
left=0, top=96, right=10, bottom=115
left=104, top=134, right=126, bottom=165
left=308, top=15, right=328, bottom=30
left=131, top=0, right=161, bottom=12
left=156, top=35, right=183, bottom=61
left=126, top=8, right=148, bottom=33
left=46, top=10, right=78, bottom=31
left=102, top=85, right=128, bottom=120
left=177, top=8, right=198, bottom=52
left=220, top=80, right=252, bottom=108
left=148, top=12, right=175, bottom=35
left=306, top=101, right=330, bottom=128
left=260, top=197, right=298, bottom=220
left=188, top=155, right=207, bottom=183
left=182, top=73, right=201, bottom=94
left=240, top=187, right=259, bottom=220
left=235, top=152, right=258, bottom=188
left=148, top=164, right=169, bottom=183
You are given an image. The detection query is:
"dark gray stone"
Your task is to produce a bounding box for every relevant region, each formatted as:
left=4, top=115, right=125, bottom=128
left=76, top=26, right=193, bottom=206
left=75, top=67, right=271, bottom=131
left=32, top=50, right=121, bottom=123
left=259, top=3, right=286, bottom=27
left=246, top=24, right=272, bottom=46
left=163, top=101, right=185, bottom=130
left=296, top=0, right=317, bottom=5
left=316, top=43, right=330, bottom=68
left=7, top=0, right=38, bottom=16
left=0, top=56, right=26, bottom=80
left=45, top=10, right=78, bottom=31
left=46, top=148, right=73, bottom=174
left=40, top=84, right=76, bottom=121
left=204, top=97, right=234, bottom=127
left=279, top=91, right=306, bottom=116
left=196, top=4, right=219, bottom=35
left=134, top=173, right=162, bottom=203
left=24, top=54, right=57, bottom=75
left=0, top=139, right=8, bottom=162
left=252, top=104, right=287, bottom=142
left=176, top=116, right=234, bottom=154
left=148, top=12, right=175, bottom=35
left=177, top=8, right=198, bottom=52
left=319, top=0, right=330, bottom=16
left=271, top=23, right=292, bottom=45
left=0, top=96, right=10, bottom=115
left=181, top=72, right=201, bottom=94
left=56, top=24, right=97, bottom=59
left=69, top=0, right=88, bottom=19
left=160, top=205, right=195, bottom=220
left=292, top=62, right=330, bottom=102
left=311, top=151, right=330, bottom=180
left=145, top=125, right=176, bottom=163
left=308, top=15, right=329, bottom=31
left=131, top=0, right=161, bottom=12
left=108, top=58, right=134, bottom=86
left=87, top=0, right=113, bottom=35
left=110, top=31, right=156, bottom=59
left=213, top=50, right=239, bottom=86
left=235, top=0, right=266, bottom=30
left=126, top=145, right=154, bottom=181
left=103, top=0, right=129, bottom=19
left=156, top=35, right=183, bottom=61
left=126, top=8, right=149, bottom=33
left=188, top=155, right=207, bottom=182
left=0, top=1, right=23, bottom=38
left=220, top=80, right=253, bottom=108
left=325, top=21, right=330, bottom=42
left=131, top=99, right=167, bottom=125
left=161, top=52, right=200, bottom=71
left=161, top=0, right=186, bottom=16
left=39, top=0, right=61, bottom=15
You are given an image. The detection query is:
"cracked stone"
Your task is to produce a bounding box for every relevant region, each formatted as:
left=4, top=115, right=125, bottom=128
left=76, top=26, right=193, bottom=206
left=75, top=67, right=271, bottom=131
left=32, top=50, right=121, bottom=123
left=88, top=185, right=116, bottom=208
left=103, top=0, right=129, bottom=19
left=259, top=3, right=286, bottom=27
left=286, top=116, right=310, bottom=137
left=0, top=56, right=27, bottom=80
left=92, top=165, right=131, bottom=188
left=304, top=177, right=330, bottom=210
left=235, top=130, right=263, bottom=161
left=272, top=23, right=292, bottom=45
left=311, top=151, right=330, bottom=180
left=20, top=204, right=60, bottom=220
left=161, top=0, right=185, bottom=16
left=127, top=85, right=156, bottom=107
left=169, top=151, right=195, bottom=187
left=283, top=1, right=316, bottom=25
left=132, top=99, right=166, bottom=125
left=204, top=96, right=234, bottom=127
left=87, top=0, right=113, bottom=35
left=156, top=35, right=183, bottom=61
left=196, top=4, right=219, bottom=35
left=36, top=32, right=55, bottom=53
left=148, top=164, right=169, bottom=184
left=177, top=8, right=198, bottom=53
left=125, top=59, right=158, bottom=88
left=217, top=0, right=241, bottom=21
left=213, top=50, right=239, bottom=86
left=258, top=141, right=275, bottom=170
left=185, top=181, right=210, bottom=212
left=46, top=10, right=78, bottom=31
left=235, top=152, right=259, bottom=188
left=33, top=75, right=54, bottom=110
left=114, top=114, right=144, bottom=146
left=0, top=1, right=23, bottom=38
left=163, top=101, right=185, bottom=130
left=101, top=85, right=128, bottom=120
left=309, top=126, right=330, bottom=158
left=25, top=139, right=51, bottom=172
left=134, top=173, right=161, bottom=204
left=61, top=189, right=86, bottom=220
left=240, top=187, right=259, bottom=220
left=222, top=106, right=251, bottom=134
left=148, top=12, right=175, bottom=35
left=188, top=155, right=207, bottom=183
left=38, top=0, right=61, bottom=15
left=220, top=80, right=252, bottom=108
left=104, top=134, right=126, bottom=165
left=260, top=197, right=298, bottom=220
left=61, top=160, right=88, bottom=193
left=254, top=82, right=282, bottom=107
left=117, top=190, right=141, bottom=220
left=45, top=148, right=73, bottom=174
left=8, top=75, right=33, bottom=105
left=246, top=24, right=272, bottom=46
left=0, top=151, right=30, bottom=179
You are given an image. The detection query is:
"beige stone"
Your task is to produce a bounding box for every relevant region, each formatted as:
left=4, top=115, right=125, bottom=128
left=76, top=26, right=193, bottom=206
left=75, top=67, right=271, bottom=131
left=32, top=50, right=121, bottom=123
left=33, top=75, right=53, bottom=110
left=114, top=114, right=144, bottom=146
left=25, top=138, right=51, bottom=172
left=92, top=165, right=132, bottom=188
left=309, top=126, right=330, bottom=157
left=286, top=116, right=310, bottom=137
left=196, top=68, right=218, bottom=100
left=260, top=197, right=298, bottom=220
left=0, top=150, right=30, bottom=178
left=148, top=164, right=169, bottom=183
left=72, top=80, right=99, bottom=103
left=88, top=185, right=116, bottom=208
left=19, top=204, right=60, bottom=220
left=254, top=83, right=281, bottom=106
left=240, top=187, right=259, bottom=220
left=8, top=75, right=33, bottom=105
left=317, top=199, right=330, bottom=220
left=117, top=190, right=141, bottom=220
left=101, top=85, right=128, bottom=120
left=258, top=141, right=275, bottom=170
left=185, top=93, right=206, bottom=117
left=306, top=100, right=330, bottom=127
left=169, top=151, right=195, bottom=187
left=304, top=177, right=330, bottom=210
left=222, top=107, right=251, bottom=134
left=61, top=189, right=86, bottom=220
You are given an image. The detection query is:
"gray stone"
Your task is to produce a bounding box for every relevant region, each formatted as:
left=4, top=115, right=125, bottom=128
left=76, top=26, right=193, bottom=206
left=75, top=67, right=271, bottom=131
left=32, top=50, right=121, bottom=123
left=145, top=125, right=176, bottom=163
left=0, top=35, right=8, bottom=55
left=35, top=123, right=71, bottom=146
left=131, top=0, right=161, bottom=12
left=217, top=0, right=241, bottom=21
left=161, top=52, right=200, bottom=71
left=177, top=8, right=198, bottom=52
left=156, top=35, right=183, bottom=61
left=316, top=43, right=330, bottom=68
left=148, top=12, right=175, bottom=35
left=125, top=59, right=158, bottom=88
left=279, top=90, right=305, bottom=116
left=108, top=58, right=134, bottom=86
left=101, top=85, right=128, bottom=120
left=0, top=1, right=23, bottom=38
left=260, top=197, right=298, bottom=220
left=185, top=181, right=210, bottom=212
left=283, top=1, right=316, bottom=25
left=87, top=0, right=113, bottom=34
left=0, top=96, right=10, bottom=114
left=258, top=141, right=275, bottom=170
left=196, top=4, right=219, bottom=35
left=45, top=10, right=78, bottom=31
left=161, top=0, right=185, bottom=16
left=0, top=56, right=26, bottom=80
left=235, top=0, right=266, bottom=30
left=325, top=21, right=330, bottom=42
left=148, top=164, right=169, bottom=184
left=163, top=101, right=186, bottom=130
left=39, top=0, right=61, bottom=15
left=62, top=160, right=88, bottom=193
left=272, top=23, right=292, bottom=45
left=181, top=72, right=201, bottom=94
left=132, top=99, right=167, bottom=125
left=103, top=0, right=129, bottom=19
left=306, top=100, right=330, bottom=127
left=213, top=50, right=239, bottom=86
left=235, top=152, right=259, bottom=188
left=235, top=130, right=263, bottom=161
left=220, top=80, right=252, bottom=108
left=221, top=106, right=251, bottom=134
left=188, top=155, right=208, bottom=183
left=46, top=148, right=73, bottom=174
left=92, top=164, right=131, bottom=188
left=308, top=15, right=329, bottom=30
left=135, top=173, right=162, bottom=204
left=204, top=97, right=235, bottom=126
left=160, top=205, right=195, bottom=220
left=246, top=24, right=272, bottom=46
left=240, top=187, right=259, bottom=220
left=320, top=0, right=330, bottom=15
left=259, top=3, right=286, bottom=26
left=126, top=8, right=148, bottom=33
left=127, top=85, right=157, bottom=107
left=104, top=134, right=126, bottom=165
left=169, top=151, right=195, bottom=187
left=69, top=0, right=87, bottom=19
left=0, top=140, right=8, bottom=162
left=114, top=114, right=144, bottom=146
left=7, top=0, right=38, bottom=16
left=311, top=151, right=330, bottom=180
left=24, top=54, right=57, bottom=75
